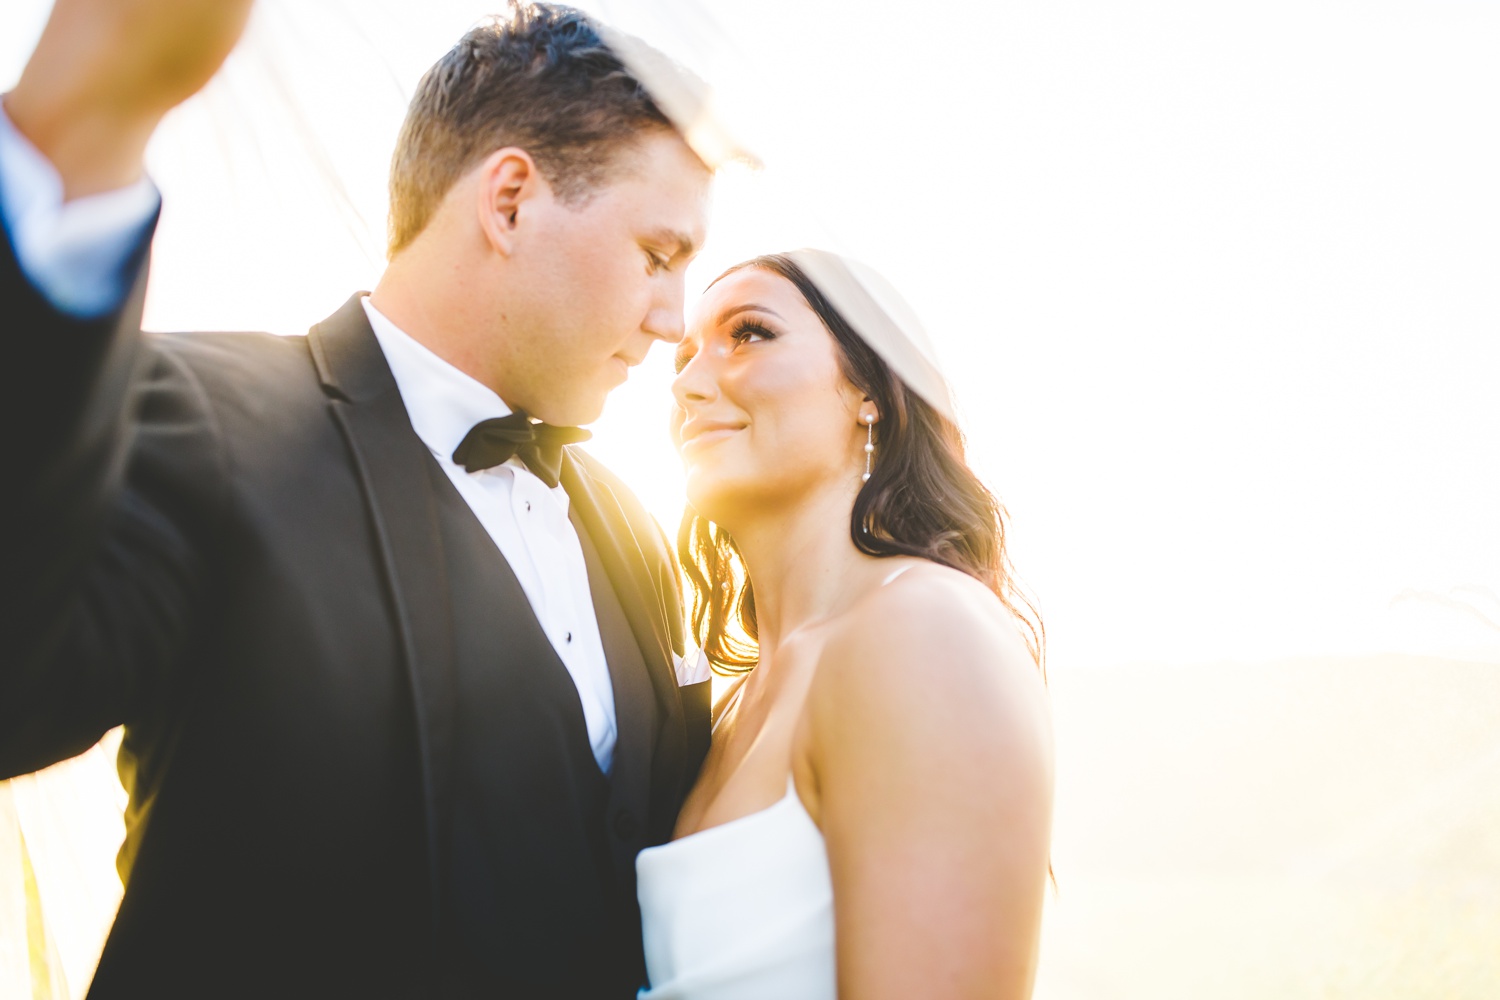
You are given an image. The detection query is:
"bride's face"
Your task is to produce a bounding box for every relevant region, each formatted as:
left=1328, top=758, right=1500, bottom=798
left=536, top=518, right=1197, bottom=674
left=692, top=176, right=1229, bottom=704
left=671, top=268, right=869, bottom=523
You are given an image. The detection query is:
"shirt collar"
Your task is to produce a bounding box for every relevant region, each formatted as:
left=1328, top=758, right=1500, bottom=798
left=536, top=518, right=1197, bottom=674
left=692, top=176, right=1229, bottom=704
left=360, top=297, right=572, bottom=510
left=361, top=296, right=512, bottom=464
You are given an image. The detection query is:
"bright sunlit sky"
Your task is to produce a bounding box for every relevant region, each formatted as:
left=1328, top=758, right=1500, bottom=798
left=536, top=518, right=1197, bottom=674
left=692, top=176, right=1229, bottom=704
left=4, top=0, right=1498, bottom=670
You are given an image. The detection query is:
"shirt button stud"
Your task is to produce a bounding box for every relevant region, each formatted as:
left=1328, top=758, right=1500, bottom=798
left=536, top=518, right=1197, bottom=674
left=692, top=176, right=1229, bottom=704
left=525, top=501, right=531, bottom=512
left=565, top=631, right=573, bottom=643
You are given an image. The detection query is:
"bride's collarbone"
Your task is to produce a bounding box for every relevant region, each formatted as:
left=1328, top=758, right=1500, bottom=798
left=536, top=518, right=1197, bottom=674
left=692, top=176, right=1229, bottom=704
left=674, top=656, right=820, bottom=839
left=674, top=757, right=803, bottom=840
left=673, top=566, right=952, bottom=840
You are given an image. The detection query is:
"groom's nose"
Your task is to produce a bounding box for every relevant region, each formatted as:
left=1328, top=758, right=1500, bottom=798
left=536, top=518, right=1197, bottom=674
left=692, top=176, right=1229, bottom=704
left=642, top=273, right=687, bottom=344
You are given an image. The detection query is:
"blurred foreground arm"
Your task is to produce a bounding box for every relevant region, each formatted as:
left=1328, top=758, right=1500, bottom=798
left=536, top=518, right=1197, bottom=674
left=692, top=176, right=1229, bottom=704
left=5, top=0, right=253, bottom=199
left=0, top=0, right=252, bottom=772
left=1, top=0, right=253, bottom=316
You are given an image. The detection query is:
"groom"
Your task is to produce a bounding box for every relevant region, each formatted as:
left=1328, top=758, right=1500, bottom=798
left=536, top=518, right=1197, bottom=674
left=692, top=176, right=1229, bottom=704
left=0, top=1, right=713, bottom=996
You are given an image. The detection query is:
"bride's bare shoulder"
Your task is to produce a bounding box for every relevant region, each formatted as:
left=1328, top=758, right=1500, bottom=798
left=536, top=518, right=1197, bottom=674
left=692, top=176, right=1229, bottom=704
left=806, top=561, right=1049, bottom=758
left=835, top=560, right=1038, bottom=680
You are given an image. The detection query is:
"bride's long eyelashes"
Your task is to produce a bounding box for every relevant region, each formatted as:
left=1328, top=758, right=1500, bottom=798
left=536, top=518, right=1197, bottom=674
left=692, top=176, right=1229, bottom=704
left=729, top=319, right=775, bottom=345
left=674, top=320, right=774, bottom=373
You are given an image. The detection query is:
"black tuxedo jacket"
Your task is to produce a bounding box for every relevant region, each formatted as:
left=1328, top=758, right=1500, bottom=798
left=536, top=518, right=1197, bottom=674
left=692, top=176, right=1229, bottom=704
left=0, top=216, right=710, bottom=998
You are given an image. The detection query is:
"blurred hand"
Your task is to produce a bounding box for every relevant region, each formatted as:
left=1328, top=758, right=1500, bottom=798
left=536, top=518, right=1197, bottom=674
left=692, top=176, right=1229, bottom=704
left=4, top=0, right=255, bottom=198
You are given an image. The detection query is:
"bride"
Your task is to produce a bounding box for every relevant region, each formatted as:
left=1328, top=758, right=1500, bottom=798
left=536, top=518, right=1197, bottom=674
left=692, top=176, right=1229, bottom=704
left=637, top=250, right=1054, bottom=999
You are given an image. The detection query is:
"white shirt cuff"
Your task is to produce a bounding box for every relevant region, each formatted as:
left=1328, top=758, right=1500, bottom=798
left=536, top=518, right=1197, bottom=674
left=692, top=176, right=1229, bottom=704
left=0, top=99, right=160, bottom=318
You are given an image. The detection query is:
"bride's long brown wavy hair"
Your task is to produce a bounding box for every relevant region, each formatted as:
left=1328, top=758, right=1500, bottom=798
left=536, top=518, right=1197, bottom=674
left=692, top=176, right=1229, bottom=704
left=678, top=253, right=1044, bottom=677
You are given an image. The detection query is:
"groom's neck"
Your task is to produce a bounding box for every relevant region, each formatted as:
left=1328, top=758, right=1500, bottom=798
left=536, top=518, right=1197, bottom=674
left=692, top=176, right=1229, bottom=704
left=370, top=240, right=512, bottom=398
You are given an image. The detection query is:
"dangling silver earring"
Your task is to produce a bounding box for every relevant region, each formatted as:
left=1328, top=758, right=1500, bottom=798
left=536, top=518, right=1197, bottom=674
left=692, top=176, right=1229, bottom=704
left=861, top=414, right=875, bottom=483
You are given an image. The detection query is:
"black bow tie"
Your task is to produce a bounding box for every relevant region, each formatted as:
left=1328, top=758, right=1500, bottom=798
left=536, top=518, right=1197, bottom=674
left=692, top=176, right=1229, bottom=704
left=451, top=411, right=591, bottom=488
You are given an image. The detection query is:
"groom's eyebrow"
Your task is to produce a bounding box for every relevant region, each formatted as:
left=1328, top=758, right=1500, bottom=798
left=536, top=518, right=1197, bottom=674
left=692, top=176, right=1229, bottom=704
left=715, top=303, right=782, bottom=326
left=645, top=228, right=700, bottom=261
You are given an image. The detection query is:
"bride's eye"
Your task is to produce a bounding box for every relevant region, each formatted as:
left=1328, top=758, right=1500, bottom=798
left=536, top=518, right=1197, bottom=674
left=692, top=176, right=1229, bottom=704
left=674, top=345, right=695, bottom=373
left=729, top=319, right=774, bottom=346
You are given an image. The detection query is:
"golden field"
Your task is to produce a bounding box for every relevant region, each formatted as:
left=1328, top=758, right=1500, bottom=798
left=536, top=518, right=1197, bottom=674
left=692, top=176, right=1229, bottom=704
left=1036, top=655, right=1500, bottom=999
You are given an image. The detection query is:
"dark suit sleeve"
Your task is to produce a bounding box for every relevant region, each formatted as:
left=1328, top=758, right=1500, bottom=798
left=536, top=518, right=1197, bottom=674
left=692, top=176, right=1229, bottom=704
left=1, top=202, right=221, bottom=778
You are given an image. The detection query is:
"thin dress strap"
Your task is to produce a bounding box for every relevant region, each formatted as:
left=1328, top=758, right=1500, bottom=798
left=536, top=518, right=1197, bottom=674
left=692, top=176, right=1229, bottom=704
left=881, top=563, right=916, bottom=587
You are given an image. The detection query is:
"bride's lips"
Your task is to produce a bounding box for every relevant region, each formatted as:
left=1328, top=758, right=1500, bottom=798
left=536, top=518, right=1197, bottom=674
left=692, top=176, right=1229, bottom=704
left=679, top=419, right=746, bottom=454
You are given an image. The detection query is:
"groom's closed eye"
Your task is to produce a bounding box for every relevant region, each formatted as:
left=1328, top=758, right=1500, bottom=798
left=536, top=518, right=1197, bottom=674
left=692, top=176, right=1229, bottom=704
left=674, top=345, right=695, bottom=373
left=642, top=228, right=701, bottom=270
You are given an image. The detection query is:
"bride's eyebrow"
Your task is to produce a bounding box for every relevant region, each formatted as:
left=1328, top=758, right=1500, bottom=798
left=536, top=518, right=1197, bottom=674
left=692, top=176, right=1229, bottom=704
left=715, top=303, right=781, bottom=327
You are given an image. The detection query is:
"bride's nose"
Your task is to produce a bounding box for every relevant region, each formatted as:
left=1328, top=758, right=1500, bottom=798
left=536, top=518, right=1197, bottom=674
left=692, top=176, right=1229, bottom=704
left=671, top=351, right=718, bottom=408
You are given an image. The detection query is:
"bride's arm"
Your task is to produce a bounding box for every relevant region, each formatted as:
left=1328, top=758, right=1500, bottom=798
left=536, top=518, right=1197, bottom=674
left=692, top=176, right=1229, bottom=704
left=803, top=570, right=1054, bottom=999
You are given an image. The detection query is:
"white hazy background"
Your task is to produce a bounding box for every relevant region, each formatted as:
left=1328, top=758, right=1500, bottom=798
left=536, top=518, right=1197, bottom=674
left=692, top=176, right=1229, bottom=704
left=3, top=0, right=1496, bottom=668
left=3, top=2, right=1498, bottom=998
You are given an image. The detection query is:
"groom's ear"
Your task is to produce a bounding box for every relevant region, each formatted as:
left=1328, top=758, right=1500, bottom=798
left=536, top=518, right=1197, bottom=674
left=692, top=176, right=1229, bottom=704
left=475, top=147, right=542, bottom=257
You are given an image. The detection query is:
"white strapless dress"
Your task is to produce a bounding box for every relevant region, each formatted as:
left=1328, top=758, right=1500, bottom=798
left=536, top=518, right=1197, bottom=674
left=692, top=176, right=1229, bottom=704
left=636, top=776, right=835, bottom=999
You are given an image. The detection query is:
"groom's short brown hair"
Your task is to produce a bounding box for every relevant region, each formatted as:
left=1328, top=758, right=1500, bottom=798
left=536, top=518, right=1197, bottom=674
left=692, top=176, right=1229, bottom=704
left=386, top=3, right=673, bottom=257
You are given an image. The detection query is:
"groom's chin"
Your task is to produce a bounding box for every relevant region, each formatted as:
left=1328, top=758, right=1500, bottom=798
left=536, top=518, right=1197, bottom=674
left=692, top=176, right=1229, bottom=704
left=532, top=389, right=608, bottom=429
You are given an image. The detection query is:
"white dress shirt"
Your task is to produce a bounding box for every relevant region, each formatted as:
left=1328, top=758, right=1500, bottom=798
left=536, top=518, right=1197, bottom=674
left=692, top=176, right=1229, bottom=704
left=0, top=113, right=620, bottom=773
left=361, top=298, right=619, bottom=773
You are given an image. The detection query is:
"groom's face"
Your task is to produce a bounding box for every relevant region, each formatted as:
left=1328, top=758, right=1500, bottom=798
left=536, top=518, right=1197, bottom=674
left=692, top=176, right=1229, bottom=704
left=494, top=130, right=711, bottom=426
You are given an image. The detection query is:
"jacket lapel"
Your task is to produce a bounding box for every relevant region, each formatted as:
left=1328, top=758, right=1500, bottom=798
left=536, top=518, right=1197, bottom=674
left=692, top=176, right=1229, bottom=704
left=307, top=293, right=455, bottom=944
left=570, top=504, right=653, bottom=870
